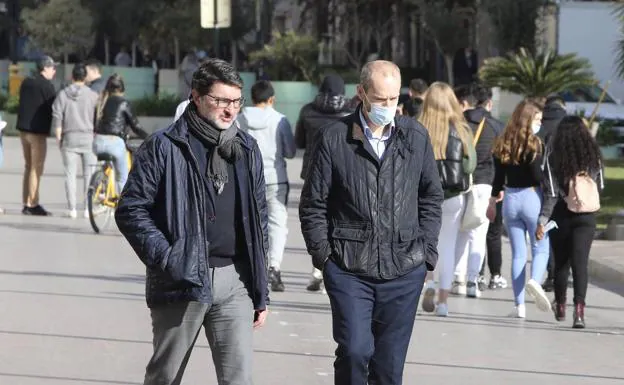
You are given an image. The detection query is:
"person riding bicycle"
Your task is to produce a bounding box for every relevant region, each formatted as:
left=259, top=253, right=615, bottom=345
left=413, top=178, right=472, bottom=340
left=93, top=74, right=148, bottom=193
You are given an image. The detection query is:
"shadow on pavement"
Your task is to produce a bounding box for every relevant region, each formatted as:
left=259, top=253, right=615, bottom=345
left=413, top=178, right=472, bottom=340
left=0, top=270, right=144, bottom=283
left=0, top=221, right=121, bottom=237
left=0, top=372, right=141, bottom=384
left=0, top=289, right=144, bottom=302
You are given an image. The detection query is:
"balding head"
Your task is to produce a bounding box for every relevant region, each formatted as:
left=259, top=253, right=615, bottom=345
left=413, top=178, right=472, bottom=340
left=360, top=60, right=401, bottom=91
left=357, top=60, right=402, bottom=129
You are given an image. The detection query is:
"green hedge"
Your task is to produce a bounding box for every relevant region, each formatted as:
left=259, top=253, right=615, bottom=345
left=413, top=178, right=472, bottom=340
left=0, top=93, right=19, bottom=114
left=132, top=93, right=181, bottom=117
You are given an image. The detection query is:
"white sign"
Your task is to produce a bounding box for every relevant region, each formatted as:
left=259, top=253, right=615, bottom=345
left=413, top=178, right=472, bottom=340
left=201, top=0, right=232, bottom=29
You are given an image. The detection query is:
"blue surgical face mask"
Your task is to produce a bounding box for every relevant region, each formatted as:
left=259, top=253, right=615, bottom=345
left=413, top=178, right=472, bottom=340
left=531, top=122, right=541, bottom=134
left=363, top=93, right=396, bottom=127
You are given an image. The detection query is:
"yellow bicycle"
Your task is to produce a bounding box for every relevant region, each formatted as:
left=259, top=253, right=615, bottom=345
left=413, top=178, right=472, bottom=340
left=87, top=139, right=142, bottom=233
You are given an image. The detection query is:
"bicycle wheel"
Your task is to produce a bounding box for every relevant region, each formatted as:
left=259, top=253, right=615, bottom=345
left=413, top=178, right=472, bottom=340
left=87, top=168, right=114, bottom=234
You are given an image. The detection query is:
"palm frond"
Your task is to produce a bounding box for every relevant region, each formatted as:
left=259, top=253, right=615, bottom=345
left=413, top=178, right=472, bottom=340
left=479, top=49, right=595, bottom=98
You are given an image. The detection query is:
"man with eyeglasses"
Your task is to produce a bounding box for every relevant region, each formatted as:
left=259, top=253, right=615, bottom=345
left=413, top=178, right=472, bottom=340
left=116, top=59, right=269, bottom=385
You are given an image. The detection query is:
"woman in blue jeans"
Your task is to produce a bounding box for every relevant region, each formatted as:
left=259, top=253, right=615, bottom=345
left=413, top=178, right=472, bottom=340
left=94, top=74, right=148, bottom=193
left=488, top=100, right=551, bottom=318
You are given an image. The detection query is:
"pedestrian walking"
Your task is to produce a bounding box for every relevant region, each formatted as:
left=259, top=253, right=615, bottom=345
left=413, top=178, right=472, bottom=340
left=487, top=100, right=551, bottom=318
left=17, top=55, right=57, bottom=216
left=238, top=80, right=296, bottom=292
left=537, top=116, right=603, bottom=329
left=295, top=74, right=351, bottom=292
left=418, top=82, right=476, bottom=317
left=52, top=63, right=99, bottom=219
left=115, top=58, right=269, bottom=385
left=299, top=60, right=443, bottom=385
left=93, top=74, right=148, bottom=193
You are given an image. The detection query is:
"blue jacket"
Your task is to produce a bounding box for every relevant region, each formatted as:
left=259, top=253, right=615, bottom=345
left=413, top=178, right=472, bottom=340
left=115, top=118, right=269, bottom=310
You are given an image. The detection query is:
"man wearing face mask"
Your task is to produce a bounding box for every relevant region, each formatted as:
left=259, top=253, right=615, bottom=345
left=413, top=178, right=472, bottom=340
left=115, top=59, right=269, bottom=385
left=299, top=60, right=443, bottom=385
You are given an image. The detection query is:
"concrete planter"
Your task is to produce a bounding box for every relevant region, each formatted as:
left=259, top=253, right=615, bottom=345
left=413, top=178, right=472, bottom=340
left=0, top=113, right=170, bottom=137
left=0, top=113, right=17, bottom=136
left=137, top=116, right=172, bottom=135
left=600, top=145, right=621, bottom=160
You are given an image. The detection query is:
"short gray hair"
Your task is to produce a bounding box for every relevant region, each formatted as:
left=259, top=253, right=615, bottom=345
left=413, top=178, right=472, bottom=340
left=360, top=60, right=401, bottom=91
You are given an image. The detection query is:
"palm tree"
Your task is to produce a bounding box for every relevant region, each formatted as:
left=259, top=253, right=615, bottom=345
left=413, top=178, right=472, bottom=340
left=479, top=48, right=595, bottom=99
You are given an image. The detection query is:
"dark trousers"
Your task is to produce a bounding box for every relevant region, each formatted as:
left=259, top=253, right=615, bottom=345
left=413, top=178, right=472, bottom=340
left=551, top=202, right=596, bottom=305
left=483, top=201, right=503, bottom=276
left=323, top=259, right=426, bottom=385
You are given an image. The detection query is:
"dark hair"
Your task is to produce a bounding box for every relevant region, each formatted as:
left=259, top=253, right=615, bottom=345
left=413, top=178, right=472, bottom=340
left=72, top=63, right=87, bottom=82
left=84, top=58, right=102, bottom=72
left=409, top=78, right=428, bottom=94
left=545, top=94, right=565, bottom=107
left=473, top=84, right=493, bottom=106
left=104, top=73, right=125, bottom=94
left=550, top=116, right=602, bottom=188
left=454, top=84, right=476, bottom=106
left=251, top=80, right=274, bottom=104
left=192, top=58, right=243, bottom=96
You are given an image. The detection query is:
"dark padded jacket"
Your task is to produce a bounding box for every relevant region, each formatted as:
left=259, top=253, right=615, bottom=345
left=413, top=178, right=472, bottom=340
left=115, top=119, right=269, bottom=309
left=465, top=107, right=499, bottom=185
left=96, top=95, right=149, bottom=139
left=294, top=94, right=352, bottom=179
left=299, top=107, right=444, bottom=279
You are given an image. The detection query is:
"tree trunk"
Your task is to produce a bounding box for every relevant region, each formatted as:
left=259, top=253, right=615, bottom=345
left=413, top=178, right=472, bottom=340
left=445, top=54, right=454, bottom=86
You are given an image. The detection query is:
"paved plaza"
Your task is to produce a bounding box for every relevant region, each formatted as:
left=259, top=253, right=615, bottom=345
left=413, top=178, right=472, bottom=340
left=0, top=137, right=623, bottom=385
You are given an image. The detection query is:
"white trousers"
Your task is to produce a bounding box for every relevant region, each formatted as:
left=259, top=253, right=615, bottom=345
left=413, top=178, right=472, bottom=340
left=436, top=194, right=465, bottom=291
left=454, top=184, right=493, bottom=282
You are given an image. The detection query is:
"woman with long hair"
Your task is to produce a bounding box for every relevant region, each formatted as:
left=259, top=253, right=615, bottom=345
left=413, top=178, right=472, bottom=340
left=489, top=100, right=551, bottom=318
left=537, top=116, right=603, bottom=328
left=419, top=82, right=476, bottom=317
left=93, top=74, right=148, bottom=192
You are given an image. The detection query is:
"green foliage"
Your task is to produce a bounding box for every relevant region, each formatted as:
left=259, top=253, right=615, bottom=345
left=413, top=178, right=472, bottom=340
left=132, top=93, right=181, bottom=117
left=482, top=0, right=550, bottom=54
left=0, top=93, right=8, bottom=111
left=1, top=95, right=20, bottom=114
left=479, top=48, right=595, bottom=98
left=21, top=0, right=94, bottom=59
left=596, top=120, right=619, bottom=147
left=249, top=32, right=320, bottom=82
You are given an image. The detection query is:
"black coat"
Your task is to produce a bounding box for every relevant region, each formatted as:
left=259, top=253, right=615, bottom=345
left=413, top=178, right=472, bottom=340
left=115, top=119, right=269, bottom=309
left=294, top=94, right=352, bottom=180
left=299, top=108, right=444, bottom=279
left=17, top=74, right=56, bottom=135
left=96, top=95, right=149, bottom=139
left=539, top=103, right=567, bottom=145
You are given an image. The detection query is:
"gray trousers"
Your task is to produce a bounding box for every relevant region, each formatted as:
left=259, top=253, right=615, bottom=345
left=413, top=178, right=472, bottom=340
left=144, top=263, right=254, bottom=385
left=61, top=148, right=96, bottom=211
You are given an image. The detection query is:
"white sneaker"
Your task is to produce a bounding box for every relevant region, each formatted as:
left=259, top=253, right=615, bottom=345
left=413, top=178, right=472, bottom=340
left=508, top=304, right=526, bottom=318
left=66, top=209, right=77, bottom=219
left=450, top=280, right=466, bottom=295
left=436, top=303, right=449, bottom=317
left=526, top=279, right=551, bottom=312
left=466, top=281, right=481, bottom=298
left=489, top=275, right=508, bottom=289
left=421, top=280, right=436, bottom=313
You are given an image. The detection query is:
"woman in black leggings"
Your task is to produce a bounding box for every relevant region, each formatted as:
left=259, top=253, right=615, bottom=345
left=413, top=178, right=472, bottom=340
left=537, top=116, right=603, bottom=329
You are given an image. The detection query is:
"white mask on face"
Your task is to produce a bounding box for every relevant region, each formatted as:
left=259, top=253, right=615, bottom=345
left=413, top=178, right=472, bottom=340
left=531, top=122, right=541, bottom=134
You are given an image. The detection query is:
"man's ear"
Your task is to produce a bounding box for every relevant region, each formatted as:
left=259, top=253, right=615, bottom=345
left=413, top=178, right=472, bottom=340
left=191, top=90, right=201, bottom=105
left=268, top=96, right=276, bottom=105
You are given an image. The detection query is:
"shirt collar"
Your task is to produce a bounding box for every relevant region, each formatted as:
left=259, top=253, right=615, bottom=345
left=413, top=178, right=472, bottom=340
left=359, top=110, right=395, bottom=140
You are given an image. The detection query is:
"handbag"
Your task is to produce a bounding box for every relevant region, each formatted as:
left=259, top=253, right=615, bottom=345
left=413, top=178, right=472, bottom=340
left=461, top=118, right=488, bottom=231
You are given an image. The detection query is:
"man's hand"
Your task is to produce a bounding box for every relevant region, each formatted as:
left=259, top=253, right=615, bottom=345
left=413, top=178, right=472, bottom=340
left=55, top=128, right=62, bottom=147
left=536, top=224, right=545, bottom=241
left=493, top=191, right=504, bottom=203
left=486, top=201, right=497, bottom=223
left=253, top=308, right=268, bottom=329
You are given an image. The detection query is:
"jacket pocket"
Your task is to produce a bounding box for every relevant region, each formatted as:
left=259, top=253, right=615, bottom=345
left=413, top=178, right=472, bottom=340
left=394, top=228, right=425, bottom=271
left=330, top=221, right=372, bottom=271
left=163, top=234, right=204, bottom=288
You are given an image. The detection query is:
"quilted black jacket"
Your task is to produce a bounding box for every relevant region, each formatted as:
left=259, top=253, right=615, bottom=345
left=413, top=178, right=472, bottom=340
left=115, top=118, right=269, bottom=309
left=299, top=107, right=444, bottom=279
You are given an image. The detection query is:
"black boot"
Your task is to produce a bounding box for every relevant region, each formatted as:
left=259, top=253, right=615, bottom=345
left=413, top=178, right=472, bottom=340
left=542, top=277, right=554, bottom=293
left=551, top=300, right=566, bottom=322
left=573, top=303, right=585, bottom=329
left=269, top=267, right=285, bottom=292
